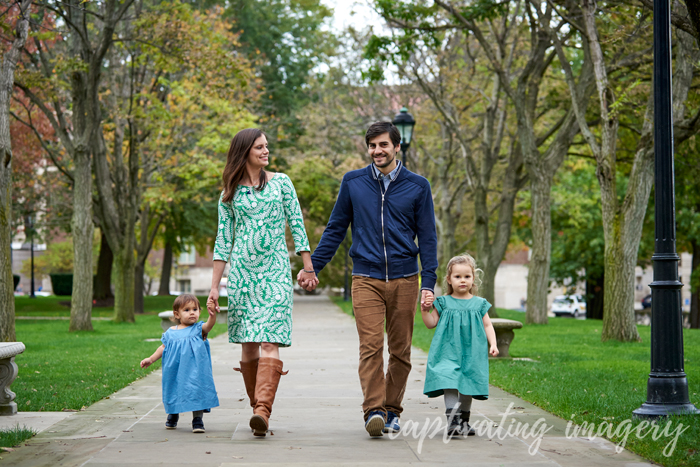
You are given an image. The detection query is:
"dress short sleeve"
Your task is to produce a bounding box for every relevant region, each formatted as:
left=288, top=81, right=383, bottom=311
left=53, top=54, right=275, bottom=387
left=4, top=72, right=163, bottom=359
left=434, top=296, right=446, bottom=314
left=480, top=298, right=492, bottom=318
left=161, top=329, right=170, bottom=346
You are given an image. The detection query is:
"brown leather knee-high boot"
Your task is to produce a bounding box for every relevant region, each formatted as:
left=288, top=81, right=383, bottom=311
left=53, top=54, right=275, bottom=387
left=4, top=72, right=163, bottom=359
left=249, top=357, right=287, bottom=437
left=233, top=359, right=259, bottom=408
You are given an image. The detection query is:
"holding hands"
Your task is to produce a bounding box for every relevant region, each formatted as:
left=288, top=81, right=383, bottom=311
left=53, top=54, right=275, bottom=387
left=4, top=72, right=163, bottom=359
left=297, top=269, right=319, bottom=291
left=420, top=289, right=435, bottom=312
left=207, top=288, right=221, bottom=313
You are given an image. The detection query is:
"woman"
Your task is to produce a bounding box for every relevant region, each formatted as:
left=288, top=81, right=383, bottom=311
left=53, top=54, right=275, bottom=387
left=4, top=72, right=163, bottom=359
left=208, top=128, right=317, bottom=437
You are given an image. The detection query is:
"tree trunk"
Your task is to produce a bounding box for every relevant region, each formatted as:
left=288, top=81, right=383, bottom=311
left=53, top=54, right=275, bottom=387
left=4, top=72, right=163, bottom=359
left=437, top=202, right=458, bottom=283
left=526, top=173, right=552, bottom=324
left=134, top=202, right=161, bottom=314
left=0, top=0, right=32, bottom=342
left=69, top=148, right=94, bottom=332
left=690, top=240, right=700, bottom=329
left=601, top=236, right=640, bottom=341
left=0, top=153, right=13, bottom=341
left=134, top=260, right=145, bottom=314
left=159, top=240, right=173, bottom=295
left=94, top=230, right=114, bottom=300
left=480, top=263, right=498, bottom=318
left=113, top=244, right=136, bottom=323
left=585, top=271, right=605, bottom=320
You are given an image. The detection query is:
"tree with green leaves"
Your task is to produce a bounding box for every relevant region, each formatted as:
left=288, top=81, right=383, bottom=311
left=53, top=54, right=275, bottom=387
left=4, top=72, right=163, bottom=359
left=215, top=0, right=335, bottom=147
left=676, top=137, right=700, bottom=329
left=14, top=0, right=135, bottom=331
left=554, top=0, right=700, bottom=341
left=94, top=3, right=257, bottom=320
left=368, top=1, right=593, bottom=321
left=0, top=0, right=31, bottom=341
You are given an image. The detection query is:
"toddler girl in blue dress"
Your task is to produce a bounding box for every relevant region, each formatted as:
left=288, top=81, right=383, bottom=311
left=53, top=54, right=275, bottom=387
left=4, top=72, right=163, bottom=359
left=420, top=254, right=499, bottom=438
left=141, top=294, right=220, bottom=433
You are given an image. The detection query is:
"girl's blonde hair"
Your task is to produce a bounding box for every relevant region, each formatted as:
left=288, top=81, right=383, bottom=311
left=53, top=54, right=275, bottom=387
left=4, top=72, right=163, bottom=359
left=170, top=294, right=201, bottom=325
left=444, top=254, right=483, bottom=296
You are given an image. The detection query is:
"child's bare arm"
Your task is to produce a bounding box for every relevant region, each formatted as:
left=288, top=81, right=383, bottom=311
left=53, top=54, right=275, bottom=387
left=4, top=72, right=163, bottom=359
left=141, top=344, right=164, bottom=368
left=421, top=305, right=439, bottom=329
left=202, top=304, right=217, bottom=335
left=482, top=314, right=499, bottom=357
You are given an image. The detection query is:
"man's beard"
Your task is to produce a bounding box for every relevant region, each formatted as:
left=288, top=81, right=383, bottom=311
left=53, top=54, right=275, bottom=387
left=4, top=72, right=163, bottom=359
left=374, top=151, right=396, bottom=168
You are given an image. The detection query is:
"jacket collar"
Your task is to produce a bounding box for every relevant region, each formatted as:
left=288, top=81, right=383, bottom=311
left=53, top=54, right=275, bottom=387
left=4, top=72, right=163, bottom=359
left=368, top=159, right=403, bottom=181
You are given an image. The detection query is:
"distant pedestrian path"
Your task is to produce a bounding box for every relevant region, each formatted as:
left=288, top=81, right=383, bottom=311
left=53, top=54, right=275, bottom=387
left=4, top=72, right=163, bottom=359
left=2, top=296, right=650, bottom=466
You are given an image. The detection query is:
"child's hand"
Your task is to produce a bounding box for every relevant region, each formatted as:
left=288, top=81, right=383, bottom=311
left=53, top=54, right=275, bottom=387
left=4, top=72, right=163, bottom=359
left=489, top=345, right=499, bottom=357
left=207, top=306, right=216, bottom=319
left=421, top=294, right=434, bottom=312
left=207, top=298, right=219, bottom=313
left=140, top=358, right=152, bottom=369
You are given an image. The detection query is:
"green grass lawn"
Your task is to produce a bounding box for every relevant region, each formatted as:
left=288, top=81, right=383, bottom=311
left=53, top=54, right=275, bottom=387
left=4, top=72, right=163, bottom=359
left=13, top=295, right=227, bottom=412
left=13, top=295, right=210, bottom=318
left=330, top=296, right=700, bottom=467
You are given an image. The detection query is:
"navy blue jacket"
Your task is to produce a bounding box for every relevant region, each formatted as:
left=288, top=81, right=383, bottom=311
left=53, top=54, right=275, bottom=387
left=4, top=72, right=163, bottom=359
left=311, top=163, right=438, bottom=291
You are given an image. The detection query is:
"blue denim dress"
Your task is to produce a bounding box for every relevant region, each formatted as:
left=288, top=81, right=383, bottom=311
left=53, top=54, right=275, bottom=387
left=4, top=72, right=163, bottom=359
left=161, top=321, right=220, bottom=414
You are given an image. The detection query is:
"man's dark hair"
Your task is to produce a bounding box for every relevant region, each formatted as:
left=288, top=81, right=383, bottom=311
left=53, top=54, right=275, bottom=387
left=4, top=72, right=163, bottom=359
left=365, top=122, right=401, bottom=147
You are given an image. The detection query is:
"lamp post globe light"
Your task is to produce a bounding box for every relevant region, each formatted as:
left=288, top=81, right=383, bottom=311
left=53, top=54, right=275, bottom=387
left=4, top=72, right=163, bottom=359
left=633, top=0, right=699, bottom=419
left=392, top=107, right=415, bottom=167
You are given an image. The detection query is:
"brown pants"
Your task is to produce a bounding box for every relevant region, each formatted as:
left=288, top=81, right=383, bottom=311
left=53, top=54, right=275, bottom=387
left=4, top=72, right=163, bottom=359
left=352, top=275, right=420, bottom=420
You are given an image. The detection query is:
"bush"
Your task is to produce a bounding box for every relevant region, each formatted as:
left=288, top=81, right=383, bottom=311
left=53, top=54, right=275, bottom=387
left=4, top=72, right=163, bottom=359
left=13, top=274, right=19, bottom=291
left=50, top=273, right=73, bottom=296
left=22, top=236, right=99, bottom=281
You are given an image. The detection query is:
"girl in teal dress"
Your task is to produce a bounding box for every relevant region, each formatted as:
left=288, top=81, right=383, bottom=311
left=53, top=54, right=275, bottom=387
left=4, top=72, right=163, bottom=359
left=421, top=254, right=499, bottom=438
left=140, top=294, right=219, bottom=433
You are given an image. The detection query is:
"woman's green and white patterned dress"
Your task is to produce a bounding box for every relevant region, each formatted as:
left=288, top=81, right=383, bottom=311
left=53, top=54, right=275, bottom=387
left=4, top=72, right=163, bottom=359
left=213, top=173, right=310, bottom=347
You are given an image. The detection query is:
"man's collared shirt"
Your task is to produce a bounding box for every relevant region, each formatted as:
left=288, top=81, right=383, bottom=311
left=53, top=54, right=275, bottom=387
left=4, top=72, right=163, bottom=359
left=372, top=160, right=402, bottom=191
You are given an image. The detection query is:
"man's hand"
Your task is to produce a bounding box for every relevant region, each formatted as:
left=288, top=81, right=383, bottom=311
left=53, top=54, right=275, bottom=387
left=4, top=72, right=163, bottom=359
left=297, top=270, right=319, bottom=291
left=421, top=290, right=434, bottom=311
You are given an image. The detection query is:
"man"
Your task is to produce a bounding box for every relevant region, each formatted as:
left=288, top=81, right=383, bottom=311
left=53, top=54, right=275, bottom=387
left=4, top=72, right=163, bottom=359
left=299, top=121, right=438, bottom=437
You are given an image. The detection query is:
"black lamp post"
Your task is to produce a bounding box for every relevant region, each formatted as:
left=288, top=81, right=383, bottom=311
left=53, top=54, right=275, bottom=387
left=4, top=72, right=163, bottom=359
left=25, top=215, right=35, bottom=299
left=392, top=107, right=415, bottom=168
left=633, top=0, right=699, bottom=419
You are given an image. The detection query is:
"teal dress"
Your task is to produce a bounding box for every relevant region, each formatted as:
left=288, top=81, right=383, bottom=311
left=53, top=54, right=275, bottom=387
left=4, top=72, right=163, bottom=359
left=423, top=295, right=491, bottom=400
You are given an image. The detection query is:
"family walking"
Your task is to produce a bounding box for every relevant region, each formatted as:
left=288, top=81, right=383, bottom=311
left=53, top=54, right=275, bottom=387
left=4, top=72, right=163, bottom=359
left=140, top=122, right=499, bottom=440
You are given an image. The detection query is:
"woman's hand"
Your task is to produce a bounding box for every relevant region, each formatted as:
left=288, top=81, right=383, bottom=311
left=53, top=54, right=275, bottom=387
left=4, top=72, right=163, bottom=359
left=297, top=270, right=318, bottom=291
left=489, top=345, right=499, bottom=357
left=207, top=287, right=220, bottom=312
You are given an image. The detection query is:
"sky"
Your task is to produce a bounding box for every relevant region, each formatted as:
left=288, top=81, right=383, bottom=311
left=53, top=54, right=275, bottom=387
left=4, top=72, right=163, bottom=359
left=322, top=0, right=384, bottom=33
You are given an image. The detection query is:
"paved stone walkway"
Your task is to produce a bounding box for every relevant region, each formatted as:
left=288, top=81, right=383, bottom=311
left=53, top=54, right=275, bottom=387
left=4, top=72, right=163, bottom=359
left=2, top=296, right=651, bottom=466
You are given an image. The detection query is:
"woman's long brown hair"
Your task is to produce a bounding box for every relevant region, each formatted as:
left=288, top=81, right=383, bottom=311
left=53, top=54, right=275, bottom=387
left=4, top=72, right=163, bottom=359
left=221, top=128, right=268, bottom=203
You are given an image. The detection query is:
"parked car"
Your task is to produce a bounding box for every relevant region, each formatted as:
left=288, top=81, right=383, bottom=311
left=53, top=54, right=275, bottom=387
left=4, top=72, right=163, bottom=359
left=641, top=294, right=651, bottom=309
left=551, top=294, right=586, bottom=318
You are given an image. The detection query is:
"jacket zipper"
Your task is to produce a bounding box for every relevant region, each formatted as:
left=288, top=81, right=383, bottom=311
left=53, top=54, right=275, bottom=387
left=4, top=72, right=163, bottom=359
left=375, top=162, right=401, bottom=283
left=380, top=180, right=389, bottom=282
